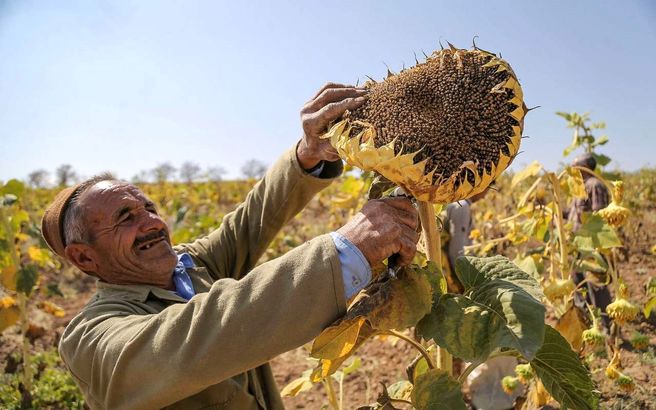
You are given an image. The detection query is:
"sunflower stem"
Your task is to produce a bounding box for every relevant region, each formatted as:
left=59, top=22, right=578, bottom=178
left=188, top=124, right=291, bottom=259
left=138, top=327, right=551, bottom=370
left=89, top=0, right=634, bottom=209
left=417, top=201, right=453, bottom=376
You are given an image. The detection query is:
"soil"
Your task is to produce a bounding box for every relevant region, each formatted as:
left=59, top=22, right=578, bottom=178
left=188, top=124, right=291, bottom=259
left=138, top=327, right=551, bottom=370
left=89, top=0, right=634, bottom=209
left=1, top=214, right=655, bottom=410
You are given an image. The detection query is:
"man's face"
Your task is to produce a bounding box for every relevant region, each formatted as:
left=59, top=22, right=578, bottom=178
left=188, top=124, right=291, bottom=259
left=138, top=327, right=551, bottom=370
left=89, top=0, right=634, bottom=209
left=77, top=181, right=178, bottom=288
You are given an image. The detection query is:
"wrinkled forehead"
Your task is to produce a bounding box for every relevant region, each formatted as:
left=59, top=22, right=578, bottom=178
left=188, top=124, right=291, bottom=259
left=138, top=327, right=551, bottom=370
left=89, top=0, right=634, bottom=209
left=80, top=181, right=151, bottom=218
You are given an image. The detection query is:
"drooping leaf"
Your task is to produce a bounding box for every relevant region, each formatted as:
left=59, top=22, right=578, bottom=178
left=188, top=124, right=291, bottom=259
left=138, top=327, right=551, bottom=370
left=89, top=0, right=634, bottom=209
left=644, top=296, right=656, bottom=319
left=573, top=214, right=622, bottom=250
left=39, top=300, right=65, bottom=318
left=564, top=167, right=587, bottom=199
left=411, top=369, right=466, bottom=410
left=0, top=296, right=20, bottom=332
left=592, top=135, right=609, bottom=146
left=311, top=317, right=368, bottom=360
left=511, top=161, right=542, bottom=188
left=591, top=153, right=611, bottom=167
left=419, top=256, right=545, bottom=362
left=280, top=370, right=314, bottom=397
left=1, top=264, right=17, bottom=291
left=342, top=356, right=362, bottom=376
left=387, top=380, right=413, bottom=401
left=513, top=255, right=541, bottom=282
left=530, top=325, right=598, bottom=410
left=554, top=305, right=587, bottom=351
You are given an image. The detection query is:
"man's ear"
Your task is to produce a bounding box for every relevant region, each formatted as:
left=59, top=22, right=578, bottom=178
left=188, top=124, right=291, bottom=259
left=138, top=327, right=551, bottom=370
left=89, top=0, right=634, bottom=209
left=64, top=243, right=99, bottom=275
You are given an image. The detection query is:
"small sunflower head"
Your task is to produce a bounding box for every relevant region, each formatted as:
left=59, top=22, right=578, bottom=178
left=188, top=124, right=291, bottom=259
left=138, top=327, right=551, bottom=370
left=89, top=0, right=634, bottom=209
left=616, top=374, right=635, bottom=393
left=612, top=181, right=624, bottom=203
left=501, top=376, right=520, bottom=395
left=543, top=278, right=576, bottom=302
left=605, top=350, right=622, bottom=380
left=514, top=363, right=534, bottom=384
left=582, top=327, right=605, bottom=349
left=630, top=332, right=649, bottom=351
left=596, top=202, right=630, bottom=228
left=607, top=284, right=639, bottom=325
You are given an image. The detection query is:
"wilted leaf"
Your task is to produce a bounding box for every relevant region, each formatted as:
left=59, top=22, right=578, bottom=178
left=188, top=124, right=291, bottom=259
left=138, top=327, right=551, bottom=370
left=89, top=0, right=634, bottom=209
left=342, top=356, right=362, bottom=376
left=419, top=256, right=545, bottom=362
left=513, top=255, right=541, bottom=282
left=564, top=168, right=587, bottom=199
left=367, top=175, right=395, bottom=200
left=530, top=325, right=598, bottom=410
left=555, top=305, right=587, bottom=351
left=575, top=250, right=608, bottom=273
left=644, top=297, right=656, bottom=319
left=27, top=246, right=51, bottom=266
left=1, top=264, right=17, bottom=291
left=281, top=372, right=314, bottom=397
left=0, top=296, right=20, bottom=332
left=387, top=380, right=413, bottom=401
left=311, top=317, right=367, bottom=360
left=39, top=300, right=65, bottom=318
left=525, top=379, right=552, bottom=409
left=573, top=214, right=622, bottom=250
left=511, top=161, right=542, bottom=188
left=411, top=369, right=466, bottom=410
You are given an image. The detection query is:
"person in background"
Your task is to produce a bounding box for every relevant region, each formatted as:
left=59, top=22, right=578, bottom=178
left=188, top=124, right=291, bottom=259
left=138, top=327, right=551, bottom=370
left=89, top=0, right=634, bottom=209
left=567, top=152, right=612, bottom=328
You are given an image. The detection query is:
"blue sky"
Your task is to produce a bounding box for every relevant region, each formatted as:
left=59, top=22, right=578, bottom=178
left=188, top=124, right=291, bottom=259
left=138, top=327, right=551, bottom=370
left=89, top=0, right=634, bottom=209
left=1, top=0, right=654, bottom=182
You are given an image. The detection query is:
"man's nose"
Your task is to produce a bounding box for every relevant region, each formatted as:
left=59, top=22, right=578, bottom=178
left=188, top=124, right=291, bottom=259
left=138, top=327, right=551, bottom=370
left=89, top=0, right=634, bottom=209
left=137, top=210, right=167, bottom=233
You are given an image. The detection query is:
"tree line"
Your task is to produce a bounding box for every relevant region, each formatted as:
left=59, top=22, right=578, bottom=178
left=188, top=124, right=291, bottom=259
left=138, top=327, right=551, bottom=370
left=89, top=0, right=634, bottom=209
left=23, top=159, right=268, bottom=188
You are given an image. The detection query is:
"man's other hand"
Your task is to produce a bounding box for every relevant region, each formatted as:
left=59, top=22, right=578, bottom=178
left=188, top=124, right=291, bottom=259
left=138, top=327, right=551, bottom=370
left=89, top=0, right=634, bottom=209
left=297, top=83, right=368, bottom=170
left=336, top=197, right=419, bottom=268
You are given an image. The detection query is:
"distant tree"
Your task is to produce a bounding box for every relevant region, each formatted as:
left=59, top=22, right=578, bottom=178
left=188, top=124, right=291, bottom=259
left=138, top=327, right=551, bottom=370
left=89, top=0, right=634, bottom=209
left=152, top=163, right=177, bottom=183
left=240, top=159, right=267, bottom=180
left=27, top=169, right=50, bottom=188
left=206, top=166, right=227, bottom=182
left=55, top=164, right=77, bottom=187
left=131, top=170, right=151, bottom=184
left=180, top=161, right=202, bottom=183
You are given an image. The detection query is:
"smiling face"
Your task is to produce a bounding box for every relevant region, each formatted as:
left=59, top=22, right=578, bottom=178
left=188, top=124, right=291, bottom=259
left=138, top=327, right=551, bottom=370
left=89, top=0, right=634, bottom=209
left=65, top=181, right=178, bottom=288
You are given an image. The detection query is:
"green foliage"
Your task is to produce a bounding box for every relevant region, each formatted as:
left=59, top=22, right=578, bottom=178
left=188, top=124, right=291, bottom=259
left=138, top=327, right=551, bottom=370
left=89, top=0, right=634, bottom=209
left=411, top=369, right=466, bottom=410
left=557, top=112, right=609, bottom=161
left=0, top=350, right=85, bottom=409
left=573, top=214, right=622, bottom=250
left=418, top=256, right=546, bottom=362
left=530, top=325, right=598, bottom=410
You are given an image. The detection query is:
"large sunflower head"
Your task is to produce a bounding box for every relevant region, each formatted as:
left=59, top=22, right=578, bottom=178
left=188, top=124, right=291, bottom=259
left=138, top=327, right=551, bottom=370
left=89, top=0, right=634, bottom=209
left=324, top=43, right=527, bottom=203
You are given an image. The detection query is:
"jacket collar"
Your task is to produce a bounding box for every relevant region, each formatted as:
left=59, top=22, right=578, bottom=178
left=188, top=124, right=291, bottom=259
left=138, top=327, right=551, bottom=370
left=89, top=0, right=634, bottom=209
left=96, top=280, right=188, bottom=304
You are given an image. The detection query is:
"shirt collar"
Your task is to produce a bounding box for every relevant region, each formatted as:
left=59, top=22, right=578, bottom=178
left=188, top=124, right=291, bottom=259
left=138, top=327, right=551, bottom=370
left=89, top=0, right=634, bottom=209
left=95, top=253, right=194, bottom=303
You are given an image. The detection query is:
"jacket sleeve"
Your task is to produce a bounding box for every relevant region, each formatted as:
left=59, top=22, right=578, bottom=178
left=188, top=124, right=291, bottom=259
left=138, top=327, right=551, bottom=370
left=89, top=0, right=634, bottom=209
left=59, top=235, right=347, bottom=409
left=177, top=145, right=343, bottom=280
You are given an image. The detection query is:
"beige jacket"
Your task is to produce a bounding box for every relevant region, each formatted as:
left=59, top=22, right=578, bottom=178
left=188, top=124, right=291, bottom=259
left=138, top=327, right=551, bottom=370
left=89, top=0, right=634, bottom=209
left=59, top=147, right=347, bottom=409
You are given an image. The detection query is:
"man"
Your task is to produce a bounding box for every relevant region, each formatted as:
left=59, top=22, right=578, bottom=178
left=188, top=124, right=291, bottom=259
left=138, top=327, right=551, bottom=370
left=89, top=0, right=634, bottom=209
left=41, top=83, right=420, bottom=409
left=567, top=153, right=612, bottom=326
left=567, top=153, right=610, bottom=231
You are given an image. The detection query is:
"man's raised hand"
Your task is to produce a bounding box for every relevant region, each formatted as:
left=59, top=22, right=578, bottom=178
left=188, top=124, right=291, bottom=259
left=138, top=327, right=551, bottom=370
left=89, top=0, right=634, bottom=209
left=297, top=83, right=368, bottom=170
